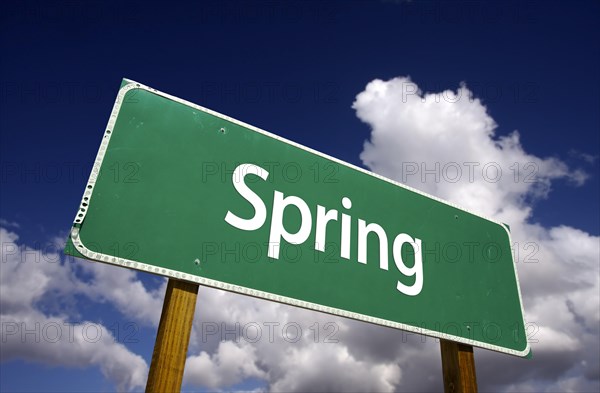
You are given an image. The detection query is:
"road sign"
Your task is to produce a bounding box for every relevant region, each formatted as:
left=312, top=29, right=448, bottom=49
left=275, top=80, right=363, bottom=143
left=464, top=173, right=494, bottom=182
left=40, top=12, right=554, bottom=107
left=66, top=79, right=530, bottom=357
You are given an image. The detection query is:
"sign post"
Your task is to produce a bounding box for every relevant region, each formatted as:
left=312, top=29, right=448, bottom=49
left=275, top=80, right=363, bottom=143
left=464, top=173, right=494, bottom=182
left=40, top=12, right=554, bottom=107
left=65, top=78, right=530, bottom=391
left=145, top=279, right=199, bottom=393
left=440, top=339, right=478, bottom=393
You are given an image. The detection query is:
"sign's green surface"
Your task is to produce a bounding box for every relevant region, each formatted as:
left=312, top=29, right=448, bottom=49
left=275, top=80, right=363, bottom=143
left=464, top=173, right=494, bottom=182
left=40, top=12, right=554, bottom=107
left=66, top=79, right=530, bottom=357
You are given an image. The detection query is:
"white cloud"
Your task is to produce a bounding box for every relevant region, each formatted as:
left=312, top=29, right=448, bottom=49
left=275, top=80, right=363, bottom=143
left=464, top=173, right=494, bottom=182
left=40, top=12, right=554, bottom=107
left=0, top=227, right=153, bottom=391
left=182, top=284, right=410, bottom=392
left=352, top=76, right=599, bottom=392
left=269, top=344, right=400, bottom=393
left=354, top=77, right=587, bottom=221
left=77, top=259, right=166, bottom=327
left=569, top=149, right=599, bottom=165
left=1, top=309, right=148, bottom=392
left=0, top=218, right=20, bottom=228
left=184, top=341, right=266, bottom=389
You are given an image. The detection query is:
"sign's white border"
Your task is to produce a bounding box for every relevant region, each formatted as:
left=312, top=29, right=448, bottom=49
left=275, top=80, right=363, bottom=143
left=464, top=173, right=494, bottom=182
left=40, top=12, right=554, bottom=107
left=69, top=79, right=531, bottom=357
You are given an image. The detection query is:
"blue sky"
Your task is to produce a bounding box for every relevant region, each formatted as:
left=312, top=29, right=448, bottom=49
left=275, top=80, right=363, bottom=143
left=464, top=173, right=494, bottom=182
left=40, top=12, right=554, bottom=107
left=1, top=1, right=599, bottom=392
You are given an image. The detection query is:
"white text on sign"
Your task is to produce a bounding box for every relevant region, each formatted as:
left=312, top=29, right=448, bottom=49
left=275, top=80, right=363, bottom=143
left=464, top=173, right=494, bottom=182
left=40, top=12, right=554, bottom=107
left=224, top=163, right=424, bottom=296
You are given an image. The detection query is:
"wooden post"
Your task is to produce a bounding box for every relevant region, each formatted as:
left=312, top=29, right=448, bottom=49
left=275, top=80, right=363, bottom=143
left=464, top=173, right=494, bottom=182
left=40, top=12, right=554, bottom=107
left=440, top=339, right=478, bottom=393
left=146, top=278, right=199, bottom=393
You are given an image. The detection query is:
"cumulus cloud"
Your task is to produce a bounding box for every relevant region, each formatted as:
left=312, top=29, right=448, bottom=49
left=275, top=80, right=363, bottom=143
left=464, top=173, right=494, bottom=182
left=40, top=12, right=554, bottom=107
left=182, top=285, right=409, bottom=392
left=354, top=77, right=587, bottom=221
left=76, top=259, right=167, bottom=327
left=184, top=341, right=267, bottom=389
left=0, top=227, right=160, bottom=391
left=269, top=344, right=401, bottom=393
left=183, top=281, right=456, bottom=392
left=352, top=76, right=599, bottom=392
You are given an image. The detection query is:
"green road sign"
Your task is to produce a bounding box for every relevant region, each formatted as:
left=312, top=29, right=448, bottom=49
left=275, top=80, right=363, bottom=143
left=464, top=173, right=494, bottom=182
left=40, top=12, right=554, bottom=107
left=66, top=79, right=530, bottom=357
